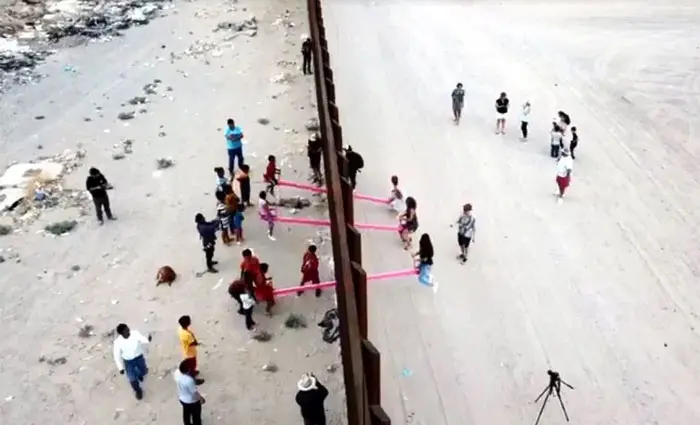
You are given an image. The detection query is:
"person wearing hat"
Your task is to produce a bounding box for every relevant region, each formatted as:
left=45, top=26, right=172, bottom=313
left=295, top=373, right=329, bottom=425
left=451, top=83, right=466, bottom=124
left=555, top=148, right=573, bottom=203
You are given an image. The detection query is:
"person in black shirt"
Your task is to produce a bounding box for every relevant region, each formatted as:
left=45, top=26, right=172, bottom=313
left=295, top=373, right=329, bottom=425
left=85, top=167, right=115, bottom=224
left=301, top=37, right=313, bottom=75
left=495, top=92, right=509, bottom=135
left=569, top=126, right=579, bottom=159
left=307, top=133, right=323, bottom=185
left=195, top=213, right=219, bottom=273
left=451, top=83, right=465, bottom=124
left=344, top=146, right=364, bottom=189
left=415, top=233, right=435, bottom=287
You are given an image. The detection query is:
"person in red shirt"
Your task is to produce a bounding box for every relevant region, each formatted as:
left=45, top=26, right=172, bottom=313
left=254, top=263, right=276, bottom=315
left=240, top=249, right=262, bottom=282
left=263, top=155, right=280, bottom=198
left=298, top=244, right=321, bottom=297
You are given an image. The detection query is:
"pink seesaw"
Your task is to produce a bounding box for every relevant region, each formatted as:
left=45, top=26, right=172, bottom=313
left=274, top=216, right=400, bottom=232
left=277, top=179, right=390, bottom=205
left=273, top=268, right=418, bottom=297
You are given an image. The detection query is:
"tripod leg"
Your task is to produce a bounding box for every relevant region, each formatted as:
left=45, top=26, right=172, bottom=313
left=555, top=392, right=571, bottom=422
left=533, top=390, right=551, bottom=425
left=534, top=386, right=549, bottom=403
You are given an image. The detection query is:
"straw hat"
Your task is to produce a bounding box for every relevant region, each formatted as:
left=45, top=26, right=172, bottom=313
left=297, top=373, right=317, bottom=391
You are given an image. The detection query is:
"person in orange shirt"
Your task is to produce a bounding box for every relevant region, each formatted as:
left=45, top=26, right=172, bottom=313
left=240, top=249, right=261, bottom=281
left=255, top=263, right=276, bottom=315
left=178, top=315, right=204, bottom=385
left=298, top=244, right=321, bottom=297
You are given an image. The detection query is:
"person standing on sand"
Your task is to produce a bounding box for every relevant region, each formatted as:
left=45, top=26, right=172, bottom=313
left=86, top=167, right=116, bottom=224
left=195, top=213, right=219, bottom=273
left=174, top=360, right=205, bottom=425
left=298, top=244, right=321, bottom=297
left=555, top=149, right=573, bottom=203
left=495, top=92, right=509, bottom=134
left=456, top=203, right=476, bottom=264
left=240, top=286, right=257, bottom=331
left=113, top=323, right=151, bottom=400
left=295, top=373, right=329, bottom=425
left=344, top=146, right=364, bottom=189
left=178, top=315, right=205, bottom=385
left=569, top=126, right=579, bottom=159
left=451, top=83, right=465, bottom=124
left=225, top=118, right=245, bottom=174
left=307, top=133, right=323, bottom=185
left=302, top=36, right=313, bottom=75
left=520, top=101, right=531, bottom=140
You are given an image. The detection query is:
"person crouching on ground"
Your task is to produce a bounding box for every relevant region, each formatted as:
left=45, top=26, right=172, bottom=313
left=194, top=213, right=219, bottom=273
left=398, top=196, right=418, bottom=250
left=555, top=148, right=573, bottom=203
left=258, top=191, right=277, bottom=241
left=414, top=233, right=435, bottom=287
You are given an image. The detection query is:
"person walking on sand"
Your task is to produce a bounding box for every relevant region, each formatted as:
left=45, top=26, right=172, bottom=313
left=86, top=167, right=116, bottom=224
left=178, top=315, right=205, bottom=385
left=225, top=118, right=245, bottom=174
left=495, top=92, right=509, bottom=134
left=302, top=36, right=313, bottom=75
left=555, top=148, right=573, bottom=203
left=113, top=323, right=151, bottom=400
left=520, top=101, right=531, bottom=140
left=456, top=203, right=476, bottom=264
left=295, top=373, right=329, bottom=425
left=174, top=360, right=205, bottom=425
left=195, top=213, right=219, bottom=273
left=298, top=244, right=321, bottom=297
left=569, top=126, right=579, bottom=159
left=451, top=83, right=465, bottom=124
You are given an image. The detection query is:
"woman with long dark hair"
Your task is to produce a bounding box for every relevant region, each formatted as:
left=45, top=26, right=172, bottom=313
left=398, top=196, right=418, bottom=250
left=414, top=233, right=435, bottom=288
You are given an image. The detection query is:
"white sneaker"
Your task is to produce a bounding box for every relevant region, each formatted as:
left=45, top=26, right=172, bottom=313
left=267, top=234, right=276, bottom=241
left=557, top=197, right=563, bottom=204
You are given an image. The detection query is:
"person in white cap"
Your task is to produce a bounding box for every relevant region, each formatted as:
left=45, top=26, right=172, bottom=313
left=555, top=148, right=573, bottom=203
left=295, top=373, right=329, bottom=425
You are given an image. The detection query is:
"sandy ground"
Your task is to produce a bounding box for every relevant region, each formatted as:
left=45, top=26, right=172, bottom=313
left=0, top=1, right=348, bottom=424
left=324, top=1, right=700, bottom=424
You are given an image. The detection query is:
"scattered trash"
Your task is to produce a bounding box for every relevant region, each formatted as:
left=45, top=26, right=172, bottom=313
left=401, top=368, right=413, bottom=377
left=262, top=363, right=278, bottom=373
left=284, top=313, right=308, bottom=329
left=156, top=158, right=175, bottom=169
left=63, top=65, right=77, bottom=73
left=326, top=364, right=339, bottom=373
left=0, top=225, right=11, bottom=236
left=305, top=117, right=320, bottom=131
left=44, top=220, right=78, bottom=236
left=112, top=152, right=126, bottom=160
left=277, top=197, right=311, bottom=210
left=215, top=17, right=258, bottom=34
left=41, top=356, right=68, bottom=366
left=271, top=72, right=294, bottom=84
left=251, top=330, right=273, bottom=342
left=77, top=324, right=94, bottom=338
left=257, top=117, right=270, bottom=125
left=117, top=111, right=135, bottom=120
left=128, top=96, right=148, bottom=105
left=71, top=265, right=81, bottom=272
left=34, top=115, right=46, bottom=120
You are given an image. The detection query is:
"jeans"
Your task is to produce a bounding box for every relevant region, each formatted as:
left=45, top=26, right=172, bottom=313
left=550, top=144, right=561, bottom=158
left=227, top=148, right=244, bottom=172
left=181, top=400, right=202, bottom=425
left=124, top=355, right=148, bottom=396
left=302, top=54, right=312, bottom=75
left=418, top=263, right=432, bottom=286
left=521, top=121, right=528, bottom=138
left=243, top=307, right=256, bottom=330
left=92, top=194, right=113, bottom=222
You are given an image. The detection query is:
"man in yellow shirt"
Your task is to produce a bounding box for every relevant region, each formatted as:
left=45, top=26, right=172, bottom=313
left=178, top=315, right=204, bottom=385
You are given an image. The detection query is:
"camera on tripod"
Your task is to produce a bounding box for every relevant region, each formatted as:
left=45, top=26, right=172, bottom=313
left=533, top=370, right=574, bottom=425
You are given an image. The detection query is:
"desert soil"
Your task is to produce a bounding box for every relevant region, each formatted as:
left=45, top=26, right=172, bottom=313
left=323, top=1, right=700, bottom=425
left=0, top=0, right=347, bottom=424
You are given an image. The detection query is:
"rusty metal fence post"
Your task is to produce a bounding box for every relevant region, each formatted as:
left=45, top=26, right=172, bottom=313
left=306, top=1, right=391, bottom=425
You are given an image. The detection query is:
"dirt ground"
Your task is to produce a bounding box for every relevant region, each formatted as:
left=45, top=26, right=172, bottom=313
left=323, top=1, right=700, bottom=424
left=0, top=0, right=347, bottom=424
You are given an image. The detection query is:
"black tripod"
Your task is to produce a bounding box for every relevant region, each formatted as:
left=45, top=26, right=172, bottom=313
left=533, top=370, right=574, bottom=425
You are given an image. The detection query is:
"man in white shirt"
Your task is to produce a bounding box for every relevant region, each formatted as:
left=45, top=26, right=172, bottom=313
left=113, top=323, right=151, bottom=400
left=520, top=101, right=531, bottom=140
left=175, top=360, right=205, bottom=425
left=555, top=149, right=573, bottom=203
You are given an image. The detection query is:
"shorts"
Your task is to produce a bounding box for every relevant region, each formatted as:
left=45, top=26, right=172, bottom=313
left=556, top=175, right=570, bottom=192
left=458, top=234, right=472, bottom=248
left=496, top=112, right=507, bottom=120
